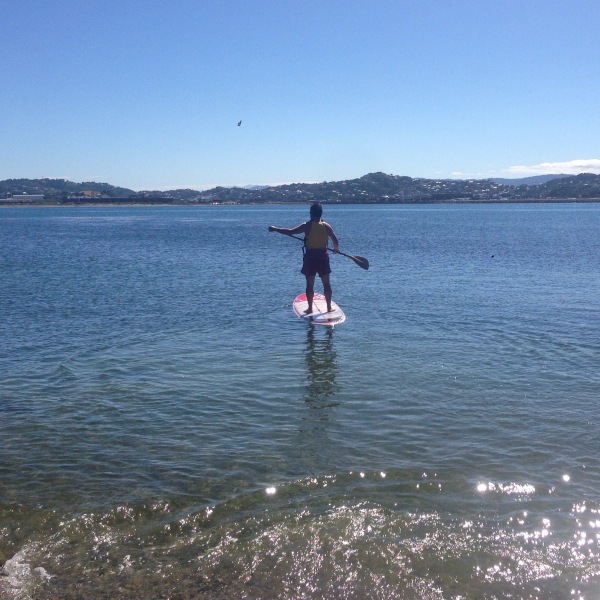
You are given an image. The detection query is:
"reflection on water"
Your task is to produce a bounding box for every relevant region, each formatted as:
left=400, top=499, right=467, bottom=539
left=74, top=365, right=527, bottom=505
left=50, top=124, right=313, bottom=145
left=304, top=326, right=339, bottom=409
left=292, top=326, right=342, bottom=473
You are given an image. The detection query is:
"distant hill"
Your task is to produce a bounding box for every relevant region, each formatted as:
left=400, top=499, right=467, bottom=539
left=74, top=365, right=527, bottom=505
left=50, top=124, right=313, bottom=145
left=0, top=178, right=135, bottom=198
left=196, top=172, right=600, bottom=203
left=490, top=174, right=569, bottom=186
left=523, top=173, right=600, bottom=199
left=2, top=173, right=600, bottom=204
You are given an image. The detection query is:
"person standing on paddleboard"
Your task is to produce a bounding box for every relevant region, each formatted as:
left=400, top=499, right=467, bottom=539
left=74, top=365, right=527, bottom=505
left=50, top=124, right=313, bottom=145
left=269, top=202, right=340, bottom=314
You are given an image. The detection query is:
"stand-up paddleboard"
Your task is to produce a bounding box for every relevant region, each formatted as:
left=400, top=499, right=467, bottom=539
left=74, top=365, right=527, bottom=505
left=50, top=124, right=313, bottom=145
left=293, top=293, right=346, bottom=326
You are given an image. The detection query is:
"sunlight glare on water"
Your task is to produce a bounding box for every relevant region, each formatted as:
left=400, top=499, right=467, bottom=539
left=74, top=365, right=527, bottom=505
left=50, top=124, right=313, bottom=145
left=1, top=203, right=600, bottom=598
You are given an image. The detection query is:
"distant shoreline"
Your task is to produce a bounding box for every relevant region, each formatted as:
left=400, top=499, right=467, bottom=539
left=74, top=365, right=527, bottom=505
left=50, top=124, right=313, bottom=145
left=2, top=197, right=600, bottom=208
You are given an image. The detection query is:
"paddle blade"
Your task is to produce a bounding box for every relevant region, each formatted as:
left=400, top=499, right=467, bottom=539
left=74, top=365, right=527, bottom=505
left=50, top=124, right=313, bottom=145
left=350, top=254, right=369, bottom=270
left=325, top=245, right=370, bottom=270
left=330, top=247, right=370, bottom=270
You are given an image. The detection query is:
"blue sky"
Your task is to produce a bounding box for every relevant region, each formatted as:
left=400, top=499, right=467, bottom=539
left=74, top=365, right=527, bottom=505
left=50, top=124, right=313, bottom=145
left=1, top=0, right=599, bottom=190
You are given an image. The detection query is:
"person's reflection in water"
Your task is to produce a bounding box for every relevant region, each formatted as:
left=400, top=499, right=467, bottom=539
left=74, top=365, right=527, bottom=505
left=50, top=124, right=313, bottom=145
left=304, top=326, right=340, bottom=409
left=293, top=326, right=341, bottom=473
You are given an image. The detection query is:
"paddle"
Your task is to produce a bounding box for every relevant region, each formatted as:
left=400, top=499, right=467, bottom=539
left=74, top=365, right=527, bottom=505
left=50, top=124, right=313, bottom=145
left=288, top=234, right=369, bottom=270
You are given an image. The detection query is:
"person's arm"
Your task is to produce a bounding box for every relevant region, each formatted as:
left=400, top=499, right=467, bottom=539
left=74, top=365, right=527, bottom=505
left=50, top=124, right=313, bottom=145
left=324, top=222, right=340, bottom=252
left=268, top=222, right=309, bottom=236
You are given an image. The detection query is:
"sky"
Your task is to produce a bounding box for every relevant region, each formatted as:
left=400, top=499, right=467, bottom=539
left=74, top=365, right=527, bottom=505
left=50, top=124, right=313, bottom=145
left=1, top=0, right=599, bottom=191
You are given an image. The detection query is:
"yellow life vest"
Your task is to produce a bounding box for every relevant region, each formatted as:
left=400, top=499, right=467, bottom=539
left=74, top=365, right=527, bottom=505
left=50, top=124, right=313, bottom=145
left=305, top=220, right=329, bottom=249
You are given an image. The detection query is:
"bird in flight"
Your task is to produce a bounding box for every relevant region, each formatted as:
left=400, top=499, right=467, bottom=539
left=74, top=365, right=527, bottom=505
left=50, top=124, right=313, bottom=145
left=237, top=120, right=242, bottom=126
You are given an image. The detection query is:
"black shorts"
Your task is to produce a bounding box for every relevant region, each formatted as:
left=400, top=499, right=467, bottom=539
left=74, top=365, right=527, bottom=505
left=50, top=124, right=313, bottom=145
left=301, top=249, right=331, bottom=277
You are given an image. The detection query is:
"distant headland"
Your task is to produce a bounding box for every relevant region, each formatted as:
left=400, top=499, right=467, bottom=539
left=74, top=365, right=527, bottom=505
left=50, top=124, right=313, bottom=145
left=2, top=172, right=600, bottom=205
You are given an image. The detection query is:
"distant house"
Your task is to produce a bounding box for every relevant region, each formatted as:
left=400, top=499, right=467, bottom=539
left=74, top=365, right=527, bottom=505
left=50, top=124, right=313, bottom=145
left=6, top=194, right=44, bottom=203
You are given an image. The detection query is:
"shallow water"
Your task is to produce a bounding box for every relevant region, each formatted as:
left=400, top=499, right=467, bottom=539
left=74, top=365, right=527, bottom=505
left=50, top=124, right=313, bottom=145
left=1, top=203, right=600, bottom=598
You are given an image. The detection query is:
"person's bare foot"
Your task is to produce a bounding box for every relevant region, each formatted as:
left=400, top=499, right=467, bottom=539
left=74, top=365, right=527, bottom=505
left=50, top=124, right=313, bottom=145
left=304, top=308, right=313, bottom=315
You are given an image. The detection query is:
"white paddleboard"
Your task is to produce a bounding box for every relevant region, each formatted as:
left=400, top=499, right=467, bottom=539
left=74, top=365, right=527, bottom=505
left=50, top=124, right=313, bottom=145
left=292, top=292, right=346, bottom=326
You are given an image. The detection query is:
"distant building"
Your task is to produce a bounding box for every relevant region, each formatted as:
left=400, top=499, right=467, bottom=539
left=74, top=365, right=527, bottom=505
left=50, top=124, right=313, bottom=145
left=6, top=194, right=44, bottom=203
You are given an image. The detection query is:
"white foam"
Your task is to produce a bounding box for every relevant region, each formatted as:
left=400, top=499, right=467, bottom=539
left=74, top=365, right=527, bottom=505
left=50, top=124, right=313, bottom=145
left=1, top=544, right=53, bottom=599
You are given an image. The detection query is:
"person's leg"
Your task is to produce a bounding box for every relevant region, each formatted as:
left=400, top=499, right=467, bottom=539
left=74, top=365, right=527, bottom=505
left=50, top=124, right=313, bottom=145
left=305, top=275, right=316, bottom=314
left=321, top=273, right=333, bottom=312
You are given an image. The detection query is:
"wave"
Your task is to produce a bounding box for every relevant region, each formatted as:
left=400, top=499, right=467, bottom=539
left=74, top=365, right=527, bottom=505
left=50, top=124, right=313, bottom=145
left=2, top=470, right=600, bottom=599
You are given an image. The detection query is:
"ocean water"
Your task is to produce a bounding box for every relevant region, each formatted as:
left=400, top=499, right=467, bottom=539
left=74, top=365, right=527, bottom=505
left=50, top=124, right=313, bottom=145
left=1, top=203, right=599, bottom=599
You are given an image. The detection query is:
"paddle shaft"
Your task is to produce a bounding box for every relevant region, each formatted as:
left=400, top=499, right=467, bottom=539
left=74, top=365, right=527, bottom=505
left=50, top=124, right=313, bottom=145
left=287, top=234, right=369, bottom=270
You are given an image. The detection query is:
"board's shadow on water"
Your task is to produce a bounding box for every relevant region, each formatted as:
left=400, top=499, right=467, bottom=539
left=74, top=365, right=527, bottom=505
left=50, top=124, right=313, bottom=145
left=304, top=326, right=340, bottom=410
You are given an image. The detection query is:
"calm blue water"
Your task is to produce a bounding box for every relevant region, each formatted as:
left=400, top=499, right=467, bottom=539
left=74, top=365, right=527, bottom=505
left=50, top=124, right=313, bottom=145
left=1, top=203, right=599, bottom=598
